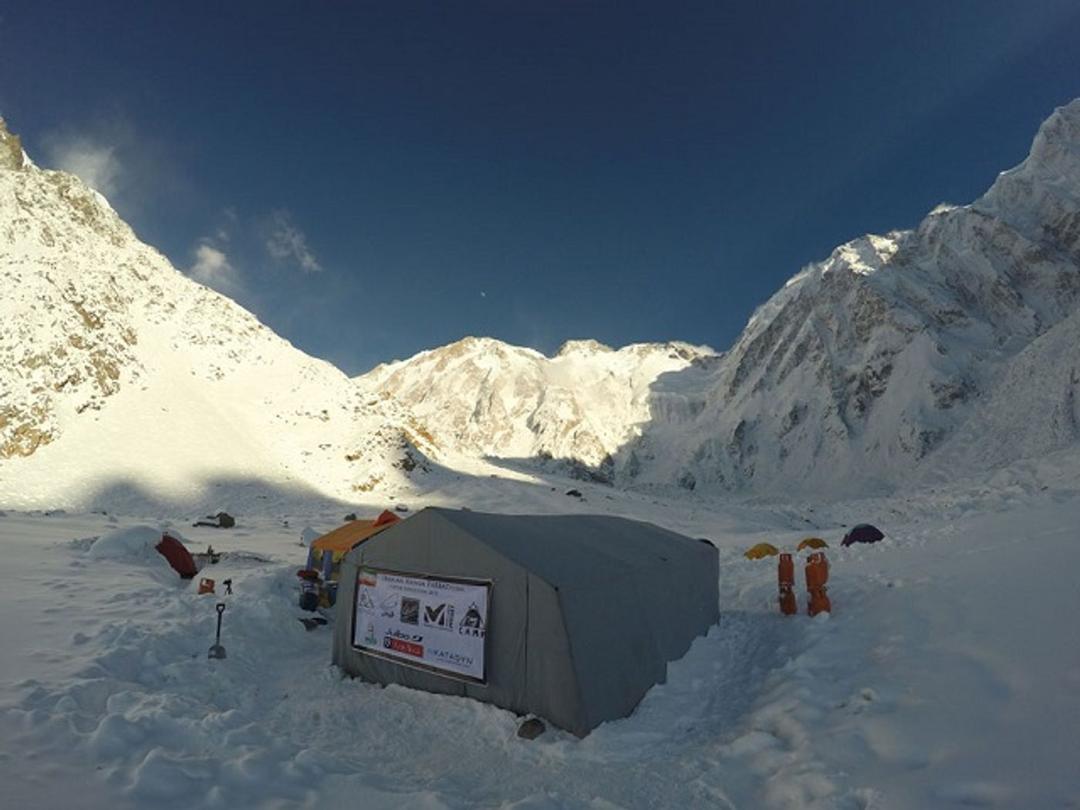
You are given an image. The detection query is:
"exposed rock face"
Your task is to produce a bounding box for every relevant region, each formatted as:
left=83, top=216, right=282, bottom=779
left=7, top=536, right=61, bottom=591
left=0, top=118, right=26, bottom=171
left=0, top=139, right=143, bottom=458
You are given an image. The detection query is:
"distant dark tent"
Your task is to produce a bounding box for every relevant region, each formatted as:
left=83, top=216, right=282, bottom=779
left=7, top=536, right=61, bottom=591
left=156, top=534, right=198, bottom=578
left=193, top=512, right=236, bottom=529
left=841, top=524, right=885, bottom=546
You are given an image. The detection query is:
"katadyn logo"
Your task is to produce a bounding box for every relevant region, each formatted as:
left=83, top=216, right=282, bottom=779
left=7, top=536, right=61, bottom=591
left=400, top=597, right=420, bottom=625
left=459, top=602, right=485, bottom=637
left=430, top=648, right=474, bottom=668
left=423, top=603, right=455, bottom=630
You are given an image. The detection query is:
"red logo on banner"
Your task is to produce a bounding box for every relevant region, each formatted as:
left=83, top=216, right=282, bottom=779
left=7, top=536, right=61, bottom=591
left=385, top=637, right=424, bottom=658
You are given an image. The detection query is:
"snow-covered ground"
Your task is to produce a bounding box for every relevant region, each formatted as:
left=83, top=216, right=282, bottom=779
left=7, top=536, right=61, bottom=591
left=2, top=464, right=1078, bottom=809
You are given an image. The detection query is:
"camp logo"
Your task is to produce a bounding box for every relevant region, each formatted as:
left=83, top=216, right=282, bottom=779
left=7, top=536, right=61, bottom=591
left=422, top=603, right=455, bottom=631
left=399, top=597, right=420, bottom=625
left=458, top=602, right=485, bottom=637
left=357, top=589, right=375, bottom=611
left=380, top=593, right=399, bottom=618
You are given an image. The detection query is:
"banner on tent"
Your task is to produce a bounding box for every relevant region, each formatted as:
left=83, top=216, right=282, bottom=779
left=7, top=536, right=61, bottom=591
left=352, top=567, right=491, bottom=682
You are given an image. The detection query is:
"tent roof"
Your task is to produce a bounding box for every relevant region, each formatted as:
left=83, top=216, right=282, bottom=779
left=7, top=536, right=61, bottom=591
left=312, top=510, right=400, bottom=554
left=422, top=507, right=712, bottom=591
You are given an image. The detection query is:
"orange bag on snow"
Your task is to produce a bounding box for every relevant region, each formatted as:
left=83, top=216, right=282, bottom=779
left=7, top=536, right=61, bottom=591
left=805, top=552, right=831, bottom=616
left=778, top=553, right=797, bottom=615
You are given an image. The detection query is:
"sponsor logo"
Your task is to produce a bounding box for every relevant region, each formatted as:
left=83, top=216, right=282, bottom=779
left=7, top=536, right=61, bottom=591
left=428, top=648, right=474, bottom=668
left=400, top=597, right=420, bottom=625
left=423, top=603, right=455, bottom=630
left=357, top=589, right=375, bottom=610
left=379, top=593, right=399, bottom=618
left=358, top=570, right=377, bottom=587
left=362, top=622, right=376, bottom=646
left=386, top=628, right=423, bottom=643
left=458, top=602, right=485, bottom=637
left=384, top=636, right=424, bottom=658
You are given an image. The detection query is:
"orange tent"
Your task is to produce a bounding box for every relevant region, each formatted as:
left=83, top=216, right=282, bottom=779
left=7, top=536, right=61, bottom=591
left=312, top=510, right=401, bottom=559
left=797, top=537, right=829, bottom=551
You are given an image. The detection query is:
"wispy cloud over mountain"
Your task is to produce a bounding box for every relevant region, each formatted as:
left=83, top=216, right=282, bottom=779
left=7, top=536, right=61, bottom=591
left=265, top=210, right=321, bottom=273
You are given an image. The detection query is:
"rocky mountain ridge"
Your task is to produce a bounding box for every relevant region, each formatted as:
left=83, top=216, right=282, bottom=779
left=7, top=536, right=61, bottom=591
left=358, top=100, right=1080, bottom=496
left=2, top=100, right=1080, bottom=508
left=0, top=117, right=438, bottom=508
left=615, top=99, right=1080, bottom=494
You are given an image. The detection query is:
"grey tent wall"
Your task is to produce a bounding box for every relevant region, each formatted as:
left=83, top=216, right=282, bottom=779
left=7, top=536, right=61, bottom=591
left=557, top=537, right=718, bottom=731
left=332, top=556, right=358, bottom=673
left=523, top=571, right=585, bottom=735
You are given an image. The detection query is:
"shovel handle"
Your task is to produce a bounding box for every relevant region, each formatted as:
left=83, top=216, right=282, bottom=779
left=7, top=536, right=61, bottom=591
left=214, top=602, right=226, bottom=645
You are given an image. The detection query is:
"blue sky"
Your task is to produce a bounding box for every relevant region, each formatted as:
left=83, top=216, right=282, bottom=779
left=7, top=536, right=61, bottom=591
left=3, top=1, right=1080, bottom=373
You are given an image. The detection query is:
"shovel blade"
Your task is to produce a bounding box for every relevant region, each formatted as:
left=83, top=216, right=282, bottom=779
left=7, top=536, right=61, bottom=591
left=208, top=644, right=227, bottom=659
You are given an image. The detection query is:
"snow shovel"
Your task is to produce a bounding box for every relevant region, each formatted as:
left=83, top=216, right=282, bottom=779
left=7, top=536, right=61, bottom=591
left=208, top=602, right=227, bottom=659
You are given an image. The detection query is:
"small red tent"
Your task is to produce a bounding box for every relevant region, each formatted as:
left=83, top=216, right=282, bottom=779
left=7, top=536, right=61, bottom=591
left=156, top=534, right=198, bottom=579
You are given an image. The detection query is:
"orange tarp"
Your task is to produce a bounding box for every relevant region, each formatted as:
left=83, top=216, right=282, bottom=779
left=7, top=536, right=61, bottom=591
left=312, top=510, right=401, bottom=555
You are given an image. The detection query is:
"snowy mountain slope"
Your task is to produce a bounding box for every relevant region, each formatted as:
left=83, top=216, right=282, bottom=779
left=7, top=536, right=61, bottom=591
left=0, top=117, right=438, bottom=510
left=358, top=337, right=716, bottom=479
left=620, top=100, right=1080, bottom=495
left=920, top=307, right=1080, bottom=479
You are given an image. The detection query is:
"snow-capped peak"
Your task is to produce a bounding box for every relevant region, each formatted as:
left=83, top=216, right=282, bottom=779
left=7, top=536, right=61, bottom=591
left=0, top=119, right=437, bottom=509
left=556, top=338, right=613, bottom=357
left=999, top=98, right=1080, bottom=186
left=620, top=97, right=1080, bottom=495
left=356, top=335, right=717, bottom=479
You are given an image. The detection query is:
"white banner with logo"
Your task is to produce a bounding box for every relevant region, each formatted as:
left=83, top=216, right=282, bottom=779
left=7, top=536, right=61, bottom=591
left=352, top=567, right=490, bottom=682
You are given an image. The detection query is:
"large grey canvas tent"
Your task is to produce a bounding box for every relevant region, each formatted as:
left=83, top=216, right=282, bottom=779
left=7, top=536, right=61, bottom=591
left=332, top=507, right=719, bottom=736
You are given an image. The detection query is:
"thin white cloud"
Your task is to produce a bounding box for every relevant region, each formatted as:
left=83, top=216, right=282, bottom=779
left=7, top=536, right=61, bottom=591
left=39, top=116, right=192, bottom=229
left=45, top=136, right=122, bottom=197
left=265, top=210, right=322, bottom=273
left=189, top=243, right=234, bottom=284
left=185, top=233, right=246, bottom=299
